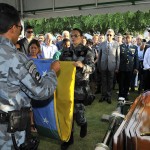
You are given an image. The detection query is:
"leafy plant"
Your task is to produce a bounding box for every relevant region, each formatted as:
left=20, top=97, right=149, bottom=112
left=25, top=11, right=150, bottom=36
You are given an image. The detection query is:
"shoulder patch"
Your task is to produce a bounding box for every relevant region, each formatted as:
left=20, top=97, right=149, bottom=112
left=25, top=60, right=42, bottom=83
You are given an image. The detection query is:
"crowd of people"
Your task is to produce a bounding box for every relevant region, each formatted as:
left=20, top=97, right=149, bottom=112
left=1, top=2, right=150, bottom=150
left=17, top=24, right=150, bottom=101
left=16, top=25, right=150, bottom=149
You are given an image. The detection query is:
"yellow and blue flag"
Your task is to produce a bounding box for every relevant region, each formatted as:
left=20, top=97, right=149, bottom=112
left=32, top=59, right=76, bottom=142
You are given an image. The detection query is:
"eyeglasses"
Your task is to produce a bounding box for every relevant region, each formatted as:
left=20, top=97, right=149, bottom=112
left=71, top=34, right=80, bottom=38
left=107, top=34, right=112, bottom=37
left=15, top=25, right=23, bottom=32
left=27, top=31, right=33, bottom=34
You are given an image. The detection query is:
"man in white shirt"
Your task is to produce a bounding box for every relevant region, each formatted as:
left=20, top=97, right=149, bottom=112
left=143, top=47, right=150, bottom=90
left=136, top=35, right=144, bottom=93
left=130, top=35, right=144, bottom=92
left=41, top=33, right=58, bottom=59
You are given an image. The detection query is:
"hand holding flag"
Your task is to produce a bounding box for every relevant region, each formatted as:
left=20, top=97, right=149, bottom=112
left=51, top=60, right=60, bottom=73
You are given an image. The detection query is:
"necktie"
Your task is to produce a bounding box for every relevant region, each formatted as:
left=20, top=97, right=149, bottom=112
left=107, top=43, right=110, bottom=54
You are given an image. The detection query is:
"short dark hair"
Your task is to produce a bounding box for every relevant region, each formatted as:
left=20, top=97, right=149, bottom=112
left=125, top=34, right=132, bottom=39
left=25, top=25, right=34, bottom=31
left=28, top=39, right=41, bottom=54
left=72, top=28, right=83, bottom=36
left=0, top=3, right=20, bottom=34
left=62, top=38, right=70, bottom=44
left=87, top=39, right=93, bottom=45
left=100, top=33, right=104, bottom=36
left=83, top=36, right=87, bottom=40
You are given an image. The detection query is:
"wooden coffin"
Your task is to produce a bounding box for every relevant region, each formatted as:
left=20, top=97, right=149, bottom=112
left=113, top=91, right=150, bottom=150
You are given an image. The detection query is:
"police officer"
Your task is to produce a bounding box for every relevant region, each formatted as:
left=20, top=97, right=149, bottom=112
left=0, top=3, right=60, bottom=150
left=60, top=28, right=95, bottom=150
left=118, top=34, right=139, bottom=100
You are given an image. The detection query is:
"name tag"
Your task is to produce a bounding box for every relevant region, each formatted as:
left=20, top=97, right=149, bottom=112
left=130, top=48, right=135, bottom=54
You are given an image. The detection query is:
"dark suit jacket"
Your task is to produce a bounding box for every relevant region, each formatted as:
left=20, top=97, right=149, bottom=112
left=17, top=38, right=29, bottom=55
left=119, top=43, right=139, bottom=71
left=56, top=41, right=63, bottom=50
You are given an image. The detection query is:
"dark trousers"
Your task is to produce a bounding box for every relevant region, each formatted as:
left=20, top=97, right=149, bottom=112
left=130, top=72, right=136, bottom=90
left=101, top=70, right=114, bottom=99
left=119, top=71, right=132, bottom=99
left=113, top=72, right=119, bottom=89
left=138, top=61, right=144, bottom=91
left=143, top=70, right=150, bottom=91
left=96, top=71, right=101, bottom=91
left=94, top=64, right=101, bottom=92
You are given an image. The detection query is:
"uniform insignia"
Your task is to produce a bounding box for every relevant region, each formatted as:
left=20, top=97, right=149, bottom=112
left=130, top=48, right=135, bottom=54
left=25, top=60, right=42, bottom=83
left=35, top=72, right=41, bottom=82
left=80, top=51, right=84, bottom=55
left=122, top=45, right=126, bottom=48
left=62, top=49, right=73, bottom=57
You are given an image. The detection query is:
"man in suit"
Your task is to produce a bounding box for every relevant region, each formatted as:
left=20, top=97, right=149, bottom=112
left=118, top=34, right=139, bottom=100
left=17, top=25, right=34, bottom=55
left=98, top=29, right=120, bottom=104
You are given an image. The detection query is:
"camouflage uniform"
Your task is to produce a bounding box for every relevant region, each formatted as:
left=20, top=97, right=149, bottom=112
left=0, top=36, right=57, bottom=149
left=60, top=44, right=95, bottom=126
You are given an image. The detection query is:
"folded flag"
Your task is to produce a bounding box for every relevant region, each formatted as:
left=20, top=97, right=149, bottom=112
left=32, top=59, right=76, bottom=142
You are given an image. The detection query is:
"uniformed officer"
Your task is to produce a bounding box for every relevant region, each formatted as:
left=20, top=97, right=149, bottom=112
left=0, top=3, right=60, bottom=150
left=60, top=28, right=95, bottom=150
left=118, top=34, right=139, bottom=100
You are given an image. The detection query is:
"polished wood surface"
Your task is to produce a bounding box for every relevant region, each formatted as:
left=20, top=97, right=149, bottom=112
left=113, top=91, right=150, bottom=150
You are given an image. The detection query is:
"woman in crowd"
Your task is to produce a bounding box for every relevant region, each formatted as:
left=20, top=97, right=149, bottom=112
left=28, top=39, right=43, bottom=59
left=28, top=39, right=44, bottom=132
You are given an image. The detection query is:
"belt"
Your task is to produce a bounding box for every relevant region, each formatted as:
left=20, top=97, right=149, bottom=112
left=0, top=111, right=9, bottom=123
left=0, top=104, right=15, bottom=123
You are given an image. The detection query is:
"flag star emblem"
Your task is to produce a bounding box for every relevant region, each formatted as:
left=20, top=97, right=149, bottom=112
left=42, top=70, right=47, bottom=76
left=43, top=117, right=49, bottom=124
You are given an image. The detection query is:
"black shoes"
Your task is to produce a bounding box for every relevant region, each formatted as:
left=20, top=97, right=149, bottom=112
left=99, top=97, right=105, bottom=102
left=125, top=97, right=129, bottom=101
left=61, top=122, right=87, bottom=150
left=61, top=132, right=74, bottom=150
left=130, top=88, right=135, bottom=92
left=99, top=97, right=111, bottom=104
left=95, top=90, right=101, bottom=94
left=107, top=98, right=111, bottom=104
left=80, top=122, right=87, bottom=138
left=61, top=123, right=87, bottom=150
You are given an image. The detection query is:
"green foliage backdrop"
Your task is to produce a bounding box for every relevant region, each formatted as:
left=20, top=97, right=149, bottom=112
left=25, top=11, right=150, bottom=35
